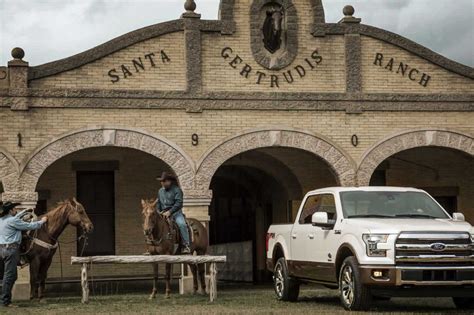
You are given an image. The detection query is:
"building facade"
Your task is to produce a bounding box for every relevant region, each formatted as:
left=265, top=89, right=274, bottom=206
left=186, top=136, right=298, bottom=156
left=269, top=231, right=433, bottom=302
left=0, top=0, right=473, bottom=287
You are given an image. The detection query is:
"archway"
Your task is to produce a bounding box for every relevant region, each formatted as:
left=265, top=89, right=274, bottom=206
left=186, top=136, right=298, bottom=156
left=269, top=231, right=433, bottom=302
left=196, top=128, right=356, bottom=192
left=0, top=148, right=19, bottom=194
left=358, top=130, right=474, bottom=223
left=19, top=127, right=195, bottom=194
left=34, top=146, right=175, bottom=280
left=207, top=145, right=340, bottom=283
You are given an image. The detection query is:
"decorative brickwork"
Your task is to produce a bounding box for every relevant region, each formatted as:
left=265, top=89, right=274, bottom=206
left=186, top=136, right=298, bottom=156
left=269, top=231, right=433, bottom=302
left=19, top=128, right=195, bottom=192
left=249, top=0, right=298, bottom=70
left=0, top=149, right=18, bottom=192
left=195, top=128, right=356, bottom=191
left=357, top=129, right=474, bottom=186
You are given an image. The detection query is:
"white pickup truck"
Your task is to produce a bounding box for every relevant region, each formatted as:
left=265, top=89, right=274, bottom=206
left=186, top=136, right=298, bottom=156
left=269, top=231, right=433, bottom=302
left=266, top=187, right=474, bottom=311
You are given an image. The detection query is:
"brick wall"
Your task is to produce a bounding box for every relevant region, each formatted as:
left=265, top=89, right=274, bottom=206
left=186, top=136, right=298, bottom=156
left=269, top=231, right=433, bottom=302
left=361, top=36, right=474, bottom=93
left=29, top=32, right=186, bottom=91
left=202, top=0, right=346, bottom=92
left=1, top=109, right=472, bottom=164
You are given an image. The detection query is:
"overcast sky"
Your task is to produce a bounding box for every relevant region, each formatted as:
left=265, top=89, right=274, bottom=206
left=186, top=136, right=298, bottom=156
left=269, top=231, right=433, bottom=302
left=0, top=0, right=472, bottom=67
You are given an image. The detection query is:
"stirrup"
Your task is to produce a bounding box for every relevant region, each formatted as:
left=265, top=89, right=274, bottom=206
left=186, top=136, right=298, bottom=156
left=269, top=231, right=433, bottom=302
left=181, top=246, right=191, bottom=255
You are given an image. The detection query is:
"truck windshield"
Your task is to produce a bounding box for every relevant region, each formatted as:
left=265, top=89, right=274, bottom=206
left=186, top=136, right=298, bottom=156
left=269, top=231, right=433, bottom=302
left=340, top=191, right=449, bottom=219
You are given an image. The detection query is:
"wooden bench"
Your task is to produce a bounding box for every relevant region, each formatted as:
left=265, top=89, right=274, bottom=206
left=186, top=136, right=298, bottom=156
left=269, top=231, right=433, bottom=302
left=71, top=255, right=227, bottom=303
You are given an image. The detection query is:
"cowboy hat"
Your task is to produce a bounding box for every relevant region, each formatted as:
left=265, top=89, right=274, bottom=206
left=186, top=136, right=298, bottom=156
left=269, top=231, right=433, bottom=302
left=156, top=172, right=177, bottom=182
left=0, top=201, right=21, bottom=215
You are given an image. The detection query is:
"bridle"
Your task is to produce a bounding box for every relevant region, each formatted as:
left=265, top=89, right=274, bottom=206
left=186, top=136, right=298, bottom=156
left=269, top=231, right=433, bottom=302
left=23, top=201, right=89, bottom=255
left=143, top=207, right=173, bottom=247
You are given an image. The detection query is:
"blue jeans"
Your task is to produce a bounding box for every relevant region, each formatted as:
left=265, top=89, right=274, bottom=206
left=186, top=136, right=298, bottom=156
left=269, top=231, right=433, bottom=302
left=0, top=245, right=19, bottom=306
left=172, top=211, right=190, bottom=246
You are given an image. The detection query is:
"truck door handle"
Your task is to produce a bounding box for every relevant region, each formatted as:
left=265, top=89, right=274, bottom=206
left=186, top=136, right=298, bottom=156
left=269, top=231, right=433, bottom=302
left=291, top=234, right=297, bottom=239
left=308, top=234, right=314, bottom=239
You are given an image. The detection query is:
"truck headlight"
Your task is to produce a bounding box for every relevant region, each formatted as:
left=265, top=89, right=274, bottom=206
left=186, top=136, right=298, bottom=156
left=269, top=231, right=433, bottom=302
left=363, top=234, right=389, bottom=257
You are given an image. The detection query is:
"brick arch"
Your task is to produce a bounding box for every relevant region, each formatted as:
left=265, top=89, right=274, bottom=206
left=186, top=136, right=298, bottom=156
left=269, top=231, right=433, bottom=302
left=357, top=129, right=474, bottom=186
left=195, top=128, right=356, bottom=192
left=0, top=147, right=20, bottom=193
left=19, top=127, right=195, bottom=192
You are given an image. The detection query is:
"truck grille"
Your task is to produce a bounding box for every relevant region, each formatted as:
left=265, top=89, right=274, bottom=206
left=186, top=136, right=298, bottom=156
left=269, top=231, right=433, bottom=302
left=395, top=232, right=474, bottom=266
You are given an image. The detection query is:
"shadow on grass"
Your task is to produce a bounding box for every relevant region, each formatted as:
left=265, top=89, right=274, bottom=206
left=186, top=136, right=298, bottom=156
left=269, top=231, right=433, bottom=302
left=297, top=293, right=462, bottom=314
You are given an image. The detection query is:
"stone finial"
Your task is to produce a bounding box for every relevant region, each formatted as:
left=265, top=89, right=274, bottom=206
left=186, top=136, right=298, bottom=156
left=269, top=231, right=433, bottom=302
left=343, top=5, right=355, bottom=17
left=184, top=0, right=197, bottom=13
left=339, top=5, right=361, bottom=24
left=11, top=47, right=25, bottom=60
left=182, top=0, right=201, bottom=19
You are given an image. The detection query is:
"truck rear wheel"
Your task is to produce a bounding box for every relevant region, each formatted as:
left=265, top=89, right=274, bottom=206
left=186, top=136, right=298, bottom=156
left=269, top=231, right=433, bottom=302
left=452, top=297, right=474, bottom=309
left=274, top=257, right=300, bottom=302
left=339, top=256, right=372, bottom=311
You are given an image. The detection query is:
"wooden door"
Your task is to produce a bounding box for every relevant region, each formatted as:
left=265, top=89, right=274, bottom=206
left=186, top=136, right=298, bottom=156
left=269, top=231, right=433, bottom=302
left=77, top=171, right=115, bottom=256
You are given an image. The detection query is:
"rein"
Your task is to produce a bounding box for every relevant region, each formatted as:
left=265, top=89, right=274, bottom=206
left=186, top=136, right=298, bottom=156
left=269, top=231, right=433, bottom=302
left=144, top=211, right=174, bottom=247
left=22, top=202, right=89, bottom=255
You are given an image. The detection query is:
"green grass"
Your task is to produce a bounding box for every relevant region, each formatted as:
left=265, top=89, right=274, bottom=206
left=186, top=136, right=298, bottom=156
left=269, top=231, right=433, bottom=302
left=3, top=286, right=468, bottom=314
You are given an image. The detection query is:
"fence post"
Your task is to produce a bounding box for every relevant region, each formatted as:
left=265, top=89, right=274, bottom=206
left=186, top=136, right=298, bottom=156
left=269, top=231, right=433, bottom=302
left=81, top=263, right=89, bottom=303
left=209, top=262, right=217, bottom=302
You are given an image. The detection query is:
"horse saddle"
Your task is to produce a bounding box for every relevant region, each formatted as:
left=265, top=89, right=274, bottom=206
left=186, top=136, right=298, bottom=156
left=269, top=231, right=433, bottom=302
left=166, top=217, right=196, bottom=245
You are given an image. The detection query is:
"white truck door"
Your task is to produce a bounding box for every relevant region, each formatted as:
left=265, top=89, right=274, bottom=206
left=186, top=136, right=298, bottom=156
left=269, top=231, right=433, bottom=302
left=290, top=194, right=324, bottom=279
left=291, top=193, right=338, bottom=282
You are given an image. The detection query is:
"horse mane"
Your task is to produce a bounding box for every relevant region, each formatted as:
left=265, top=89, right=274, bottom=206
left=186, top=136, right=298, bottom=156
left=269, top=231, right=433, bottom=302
left=44, top=199, right=74, bottom=236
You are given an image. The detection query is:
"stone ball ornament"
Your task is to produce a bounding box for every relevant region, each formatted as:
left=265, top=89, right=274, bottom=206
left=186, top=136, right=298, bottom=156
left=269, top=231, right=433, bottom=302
left=11, top=47, right=25, bottom=60
left=343, top=5, right=355, bottom=17
left=184, top=0, right=197, bottom=12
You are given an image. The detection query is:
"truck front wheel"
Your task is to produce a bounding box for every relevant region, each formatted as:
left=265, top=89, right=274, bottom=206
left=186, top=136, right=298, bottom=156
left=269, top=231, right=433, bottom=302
left=339, top=256, right=372, bottom=311
left=274, top=257, right=300, bottom=302
left=452, top=297, right=474, bottom=309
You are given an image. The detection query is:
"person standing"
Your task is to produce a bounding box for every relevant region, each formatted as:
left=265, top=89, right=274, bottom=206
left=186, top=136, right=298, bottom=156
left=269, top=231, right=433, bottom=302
left=0, top=201, right=47, bottom=307
left=156, top=172, right=191, bottom=254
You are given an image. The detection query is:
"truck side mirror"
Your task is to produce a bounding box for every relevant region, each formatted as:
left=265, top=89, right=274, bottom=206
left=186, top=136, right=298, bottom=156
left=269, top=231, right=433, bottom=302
left=312, top=212, right=336, bottom=229
left=452, top=212, right=465, bottom=221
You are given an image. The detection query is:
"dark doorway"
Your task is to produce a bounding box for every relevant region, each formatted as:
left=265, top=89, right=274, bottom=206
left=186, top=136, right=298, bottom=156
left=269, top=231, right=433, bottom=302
left=209, top=165, right=284, bottom=283
left=434, top=196, right=457, bottom=216
left=76, top=171, right=115, bottom=256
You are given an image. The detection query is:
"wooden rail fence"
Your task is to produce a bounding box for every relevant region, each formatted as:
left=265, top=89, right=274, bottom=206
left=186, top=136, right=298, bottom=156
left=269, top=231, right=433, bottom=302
left=71, top=255, right=227, bottom=303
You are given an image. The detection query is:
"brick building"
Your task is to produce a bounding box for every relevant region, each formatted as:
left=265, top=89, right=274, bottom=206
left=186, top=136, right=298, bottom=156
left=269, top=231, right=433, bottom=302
left=0, top=0, right=473, bottom=291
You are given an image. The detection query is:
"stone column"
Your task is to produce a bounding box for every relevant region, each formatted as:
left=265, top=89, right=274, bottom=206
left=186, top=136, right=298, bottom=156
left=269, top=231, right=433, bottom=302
left=7, top=47, right=30, bottom=111
left=182, top=0, right=202, bottom=95
left=1, top=191, right=38, bottom=300
left=339, top=6, right=362, bottom=94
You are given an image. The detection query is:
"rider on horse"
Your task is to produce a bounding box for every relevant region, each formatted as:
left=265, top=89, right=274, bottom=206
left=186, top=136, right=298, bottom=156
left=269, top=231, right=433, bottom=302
left=156, top=172, right=191, bottom=254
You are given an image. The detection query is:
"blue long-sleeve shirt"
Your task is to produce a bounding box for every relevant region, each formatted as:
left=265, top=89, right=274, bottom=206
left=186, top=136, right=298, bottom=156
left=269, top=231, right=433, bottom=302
left=0, top=211, right=45, bottom=245
left=156, top=185, right=183, bottom=215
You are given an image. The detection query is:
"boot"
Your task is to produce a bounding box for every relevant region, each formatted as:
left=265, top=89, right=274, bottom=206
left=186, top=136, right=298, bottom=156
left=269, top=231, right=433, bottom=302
left=182, top=245, right=191, bottom=255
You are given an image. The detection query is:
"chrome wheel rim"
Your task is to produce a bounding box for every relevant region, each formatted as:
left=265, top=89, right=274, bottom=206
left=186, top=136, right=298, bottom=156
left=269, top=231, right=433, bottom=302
left=341, top=265, right=355, bottom=306
left=274, top=262, right=284, bottom=297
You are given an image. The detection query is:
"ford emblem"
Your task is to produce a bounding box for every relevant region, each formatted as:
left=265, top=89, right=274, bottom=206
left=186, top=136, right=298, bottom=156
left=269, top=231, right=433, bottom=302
left=430, top=243, right=447, bottom=251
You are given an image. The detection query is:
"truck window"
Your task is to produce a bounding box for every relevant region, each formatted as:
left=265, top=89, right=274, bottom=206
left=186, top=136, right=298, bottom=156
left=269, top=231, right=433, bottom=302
left=340, top=191, right=449, bottom=219
left=299, top=194, right=336, bottom=224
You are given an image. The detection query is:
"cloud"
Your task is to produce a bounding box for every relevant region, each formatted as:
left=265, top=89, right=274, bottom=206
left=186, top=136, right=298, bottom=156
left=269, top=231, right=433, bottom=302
left=0, top=0, right=472, bottom=67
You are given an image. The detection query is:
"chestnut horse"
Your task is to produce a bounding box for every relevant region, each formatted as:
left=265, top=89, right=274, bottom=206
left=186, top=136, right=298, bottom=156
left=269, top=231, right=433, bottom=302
left=141, top=199, right=208, bottom=299
left=22, top=198, right=93, bottom=300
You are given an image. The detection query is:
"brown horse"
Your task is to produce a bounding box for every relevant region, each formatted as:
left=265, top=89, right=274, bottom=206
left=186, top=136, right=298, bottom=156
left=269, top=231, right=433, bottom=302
left=141, top=199, right=208, bottom=299
left=22, top=198, right=93, bottom=300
